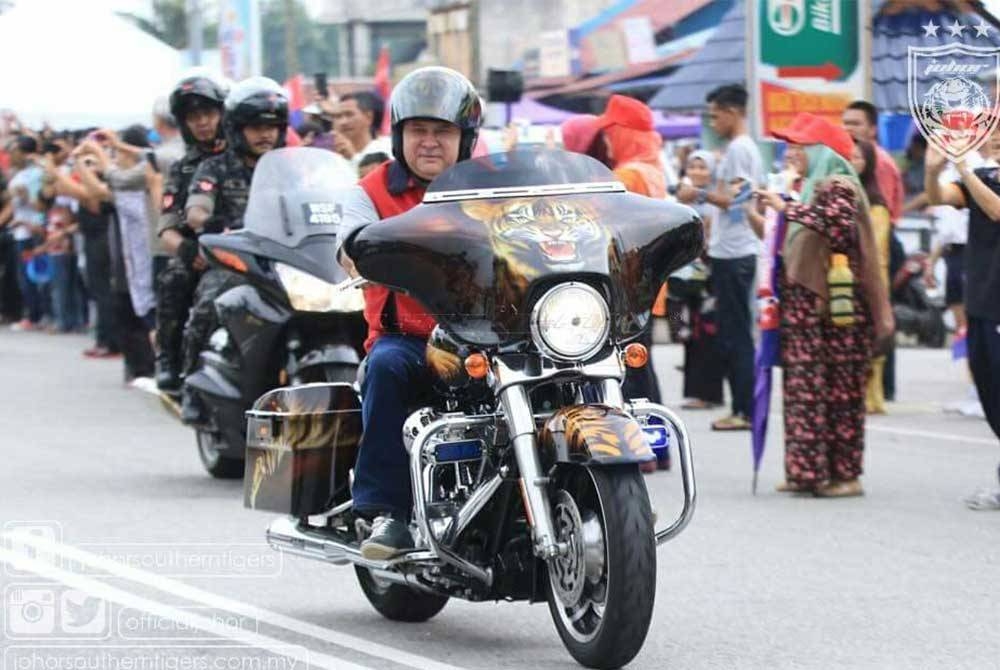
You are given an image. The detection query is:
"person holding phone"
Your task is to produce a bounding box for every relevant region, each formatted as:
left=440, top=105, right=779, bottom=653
left=677, top=84, right=765, bottom=431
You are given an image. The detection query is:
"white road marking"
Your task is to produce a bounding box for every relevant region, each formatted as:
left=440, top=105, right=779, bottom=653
left=0, top=546, right=374, bottom=670
left=866, top=424, right=998, bottom=446
left=3, top=531, right=467, bottom=670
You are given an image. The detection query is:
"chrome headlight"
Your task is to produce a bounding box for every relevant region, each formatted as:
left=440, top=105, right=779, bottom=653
left=530, top=283, right=610, bottom=361
left=274, top=262, right=364, bottom=313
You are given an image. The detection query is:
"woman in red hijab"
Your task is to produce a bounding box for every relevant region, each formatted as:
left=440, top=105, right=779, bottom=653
left=596, top=95, right=666, bottom=198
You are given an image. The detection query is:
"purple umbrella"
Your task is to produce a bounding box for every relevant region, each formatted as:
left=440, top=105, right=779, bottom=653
left=751, top=211, right=788, bottom=494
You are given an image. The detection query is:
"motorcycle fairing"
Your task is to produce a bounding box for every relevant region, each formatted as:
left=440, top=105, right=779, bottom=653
left=537, top=404, right=655, bottom=467
left=244, top=383, right=362, bottom=515
left=346, top=150, right=703, bottom=348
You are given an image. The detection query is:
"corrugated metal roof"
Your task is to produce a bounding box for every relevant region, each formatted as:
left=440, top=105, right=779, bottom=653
left=647, top=1, right=745, bottom=111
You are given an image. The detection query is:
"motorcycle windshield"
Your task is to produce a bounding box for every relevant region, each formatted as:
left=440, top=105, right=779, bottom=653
left=348, top=150, right=703, bottom=347
left=242, top=147, right=358, bottom=249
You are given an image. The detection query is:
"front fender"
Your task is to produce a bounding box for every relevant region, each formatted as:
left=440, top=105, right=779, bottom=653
left=537, top=404, right=654, bottom=469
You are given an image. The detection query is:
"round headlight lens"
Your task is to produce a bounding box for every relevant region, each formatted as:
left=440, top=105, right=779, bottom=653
left=531, top=283, right=610, bottom=360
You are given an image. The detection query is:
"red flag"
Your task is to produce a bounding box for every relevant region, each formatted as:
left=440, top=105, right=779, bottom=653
left=374, top=45, right=392, bottom=136
left=284, top=74, right=306, bottom=112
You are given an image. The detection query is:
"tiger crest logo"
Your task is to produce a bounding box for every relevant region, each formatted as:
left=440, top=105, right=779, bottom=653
left=908, top=44, right=1000, bottom=161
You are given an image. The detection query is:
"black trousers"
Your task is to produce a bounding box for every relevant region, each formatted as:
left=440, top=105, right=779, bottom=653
left=968, top=316, right=1000, bottom=485
left=710, top=255, right=757, bottom=417
left=115, top=290, right=155, bottom=380
left=83, top=230, right=119, bottom=352
left=968, top=316, right=1000, bottom=437
left=181, top=269, right=244, bottom=376
left=0, top=232, right=22, bottom=322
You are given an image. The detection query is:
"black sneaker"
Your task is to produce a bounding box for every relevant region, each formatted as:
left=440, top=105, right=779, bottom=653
left=360, top=516, right=414, bottom=560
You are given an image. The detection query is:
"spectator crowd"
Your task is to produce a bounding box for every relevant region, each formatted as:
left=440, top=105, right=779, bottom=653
left=2, top=69, right=999, bottom=509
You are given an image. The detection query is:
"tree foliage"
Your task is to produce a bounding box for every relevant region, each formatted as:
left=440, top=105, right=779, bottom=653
left=118, top=0, right=218, bottom=50
left=261, top=0, right=340, bottom=82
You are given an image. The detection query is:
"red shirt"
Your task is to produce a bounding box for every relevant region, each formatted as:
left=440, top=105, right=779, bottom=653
left=357, top=162, right=437, bottom=352
left=874, top=144, right=904, bottom=223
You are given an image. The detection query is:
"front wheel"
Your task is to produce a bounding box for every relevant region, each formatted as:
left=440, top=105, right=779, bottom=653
left=546, top=465, right=656, bottom=669
left=196, top=429, right=244, bottom=479
left=354, top=566, right=449, bottom=622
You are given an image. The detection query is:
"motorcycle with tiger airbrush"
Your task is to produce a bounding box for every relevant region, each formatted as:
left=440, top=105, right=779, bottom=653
left=181, top=148, right=366, bottom=478
left=243, top=150, right=702, bottom=669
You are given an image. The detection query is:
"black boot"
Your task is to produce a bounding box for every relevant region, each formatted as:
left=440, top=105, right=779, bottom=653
left=180, top=386, right=206, bottom=426
left=155, top=353, right=181, bottom=394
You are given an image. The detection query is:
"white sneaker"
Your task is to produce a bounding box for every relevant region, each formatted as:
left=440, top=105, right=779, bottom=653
left=129, top=377, right=159, bottom=395
left=958, top=399, right=986, bottom=419
left=964, top=488, right=1000, bottom=510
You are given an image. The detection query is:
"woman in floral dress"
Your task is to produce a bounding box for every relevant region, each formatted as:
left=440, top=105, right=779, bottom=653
left=756, top=113, right=893, bottom=497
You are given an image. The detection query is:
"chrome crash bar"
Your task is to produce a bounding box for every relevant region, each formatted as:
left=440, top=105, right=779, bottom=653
left=628, top=401, right=697, bottom=545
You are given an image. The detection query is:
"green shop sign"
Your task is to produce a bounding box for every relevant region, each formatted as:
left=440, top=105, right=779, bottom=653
left=760, top=0, right=859, bottom=81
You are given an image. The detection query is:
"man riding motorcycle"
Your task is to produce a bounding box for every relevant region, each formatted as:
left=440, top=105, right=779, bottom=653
left=179, top=76, right=289, bottom=423
left=155, top=73, right=227, bottom=394
left=336, top=66, right=482, bottom=560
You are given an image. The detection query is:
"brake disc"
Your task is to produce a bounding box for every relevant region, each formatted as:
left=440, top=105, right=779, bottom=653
left=549, top=490, right=587, bottom=607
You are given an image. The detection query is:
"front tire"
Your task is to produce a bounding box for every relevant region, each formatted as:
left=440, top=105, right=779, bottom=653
left=196, top=429, right=244, bottom=479
left=354, top=566, right=448, bottom=622
left=546, top=465, right=656, bottom=669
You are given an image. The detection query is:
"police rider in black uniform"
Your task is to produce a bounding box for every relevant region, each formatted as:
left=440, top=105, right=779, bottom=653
left=179, top=76, right=289, bottom=423
left=155, top=74, right=227, bottom=395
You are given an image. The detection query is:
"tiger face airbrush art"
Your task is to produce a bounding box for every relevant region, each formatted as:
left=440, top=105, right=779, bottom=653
left=460, top=197, right=611, bottom=310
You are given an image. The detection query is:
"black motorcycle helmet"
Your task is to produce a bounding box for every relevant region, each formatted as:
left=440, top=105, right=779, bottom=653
left=390, top=66, right=482, bottom=176
left=169, top=74, right=227, bottom=147
left=223, top=77, right=289, bottom=157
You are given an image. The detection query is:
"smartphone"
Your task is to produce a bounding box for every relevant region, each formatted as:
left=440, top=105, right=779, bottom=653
left=766, top=172, right=786, bottom=195
left=314, top=72, right=328, bottom=99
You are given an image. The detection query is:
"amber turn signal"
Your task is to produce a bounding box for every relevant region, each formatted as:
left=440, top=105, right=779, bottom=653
left=213, top=250, right=248, bottom=273
left=624, top=342, right=648, bottom=368
left=464, top=353, right=489, bottom=379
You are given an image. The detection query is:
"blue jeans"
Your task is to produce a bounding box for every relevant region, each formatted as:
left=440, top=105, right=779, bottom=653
left=15, top=238, right=45, bottom=324
left=710, top=255, right=756, bottom=417
left=352, top=334, right=432, bottom=518
left=50, top=253, right=81, bottom=332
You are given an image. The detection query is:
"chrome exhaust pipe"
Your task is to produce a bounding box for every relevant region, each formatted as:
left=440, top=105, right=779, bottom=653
left=265, top=517, right=438, bottom=592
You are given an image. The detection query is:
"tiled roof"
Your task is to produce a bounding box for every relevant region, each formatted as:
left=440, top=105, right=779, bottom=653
left=647, top=1, right=745, bottom=112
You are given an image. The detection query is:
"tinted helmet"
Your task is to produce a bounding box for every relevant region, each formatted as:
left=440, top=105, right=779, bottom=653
left=169, top=74, right=227, bottom=146
left=223, top=77, right=289, bottom=156
left=389, top=67, right=482, bottom=174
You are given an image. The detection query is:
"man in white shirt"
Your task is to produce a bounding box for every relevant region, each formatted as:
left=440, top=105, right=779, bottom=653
left=677, top=83, right=765, bottom=431
left=332, top=91, right=392, bottom=173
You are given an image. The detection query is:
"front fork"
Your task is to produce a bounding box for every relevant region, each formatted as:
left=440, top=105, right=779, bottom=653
left=499, top=378, right=625, bottom=560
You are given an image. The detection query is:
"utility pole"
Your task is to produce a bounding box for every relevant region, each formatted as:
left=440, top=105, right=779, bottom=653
left=283, top=0, right=299, bottom=82
left=187, top=0, right=203, bottom=66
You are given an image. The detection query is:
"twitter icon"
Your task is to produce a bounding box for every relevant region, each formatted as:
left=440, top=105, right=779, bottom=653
left=59, top=589, right=109, bottom=637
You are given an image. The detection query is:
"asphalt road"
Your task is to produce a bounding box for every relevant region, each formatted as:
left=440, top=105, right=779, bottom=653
left=1, top=328, right=998, bottom=670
